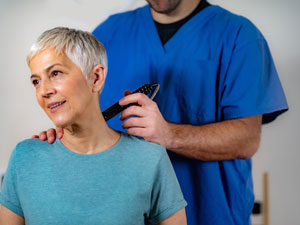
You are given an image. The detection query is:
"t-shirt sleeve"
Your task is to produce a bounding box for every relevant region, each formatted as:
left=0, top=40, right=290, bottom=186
left=148, top=149, right=187, bottom=224
left=220, top=20, right=288, bottom=123
left=0, top=147, right=24, bottom=217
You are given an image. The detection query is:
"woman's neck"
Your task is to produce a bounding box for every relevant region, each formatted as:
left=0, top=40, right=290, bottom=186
left=60, top=109, right=121, bottom=155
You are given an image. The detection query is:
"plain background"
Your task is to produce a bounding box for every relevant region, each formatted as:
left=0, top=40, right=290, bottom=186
left=0, top=0, right=299, bottom=224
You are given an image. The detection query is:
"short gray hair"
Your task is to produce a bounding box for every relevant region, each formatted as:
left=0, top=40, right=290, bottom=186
left=27, top=27, right=107, bottom=79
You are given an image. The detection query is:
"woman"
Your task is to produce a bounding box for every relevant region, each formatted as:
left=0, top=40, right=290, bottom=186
left=0, top=27, right=187, bottom=225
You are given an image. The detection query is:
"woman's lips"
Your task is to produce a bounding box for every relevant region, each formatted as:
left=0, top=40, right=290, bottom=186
left=48, top=100, right=66, bottom=113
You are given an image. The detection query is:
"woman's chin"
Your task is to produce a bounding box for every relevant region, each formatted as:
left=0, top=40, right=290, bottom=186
left=52, top=120, right=69, bottom=129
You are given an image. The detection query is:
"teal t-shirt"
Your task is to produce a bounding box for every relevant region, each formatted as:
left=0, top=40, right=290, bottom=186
left=0, top=133, right=186, bottom=225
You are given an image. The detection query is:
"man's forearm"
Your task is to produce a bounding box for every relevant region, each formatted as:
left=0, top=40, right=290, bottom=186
left=164, top=115, right=262, bottom=161
left=119, top=93, right=262, bottom=161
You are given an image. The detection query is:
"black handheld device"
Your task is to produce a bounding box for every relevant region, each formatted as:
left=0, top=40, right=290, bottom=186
left=102, top=83, right=160, bottom=121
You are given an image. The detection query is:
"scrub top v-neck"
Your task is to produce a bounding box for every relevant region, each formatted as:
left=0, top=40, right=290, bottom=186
left=139, top=5, right=216, bottom=57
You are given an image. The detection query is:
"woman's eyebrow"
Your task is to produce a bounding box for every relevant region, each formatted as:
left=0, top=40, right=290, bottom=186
left=44, top=64, right=63, bottom=72
left=30, top=74, right=39, bottom=79
left=30, top=63, right=64, bottom=79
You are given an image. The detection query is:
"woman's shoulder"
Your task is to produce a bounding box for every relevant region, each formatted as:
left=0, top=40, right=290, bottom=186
left=16, top=138, right=50, bottom=148
left=120, top=133, right=167, bottom=161
left=6, top=139, right=55, bottom=168
left=14, top=138, right=54, bottom=156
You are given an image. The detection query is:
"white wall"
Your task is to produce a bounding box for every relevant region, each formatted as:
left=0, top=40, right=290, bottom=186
left=0, top=0, right=299, bottom=224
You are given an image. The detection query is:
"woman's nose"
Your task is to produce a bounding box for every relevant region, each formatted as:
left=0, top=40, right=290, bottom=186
left=39, top=80, right=55, bottom=98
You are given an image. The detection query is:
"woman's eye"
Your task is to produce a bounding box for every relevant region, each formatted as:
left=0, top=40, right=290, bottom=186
left=51, top=71, right=61, bottom=77
left=32, top=80, right=40, bottom=86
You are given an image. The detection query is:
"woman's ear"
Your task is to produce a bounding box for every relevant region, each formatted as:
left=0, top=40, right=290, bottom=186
left=90, top=64, right=106, bottom=93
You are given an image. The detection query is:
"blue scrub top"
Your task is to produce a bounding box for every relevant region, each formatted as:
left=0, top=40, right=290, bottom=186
left=93, top=5, right=288, bottom=225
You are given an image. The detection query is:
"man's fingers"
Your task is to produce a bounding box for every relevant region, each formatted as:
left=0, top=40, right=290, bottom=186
left=46, top=129, right=56, bottom=144
left=126, top=127, right=148, bottom=139
left=119, top=93, right=149, bottom=107
left=123, top=90, right=131, bottom=96
left=39, top=131, right=47, bottom=141
left=56, top=127, right=64, bottom=139
left=34, top=128, right=61, bottom=144
left=122, top=117, right=147, bottom=129
left=120, top=105, right=145, bottom=121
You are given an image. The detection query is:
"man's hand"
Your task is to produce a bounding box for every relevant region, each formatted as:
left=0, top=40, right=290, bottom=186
left=32, top=127, right=63, bottom=144
left=119, top=92, right=172, bottom=148
left=119, top=91, right=262, bottom=161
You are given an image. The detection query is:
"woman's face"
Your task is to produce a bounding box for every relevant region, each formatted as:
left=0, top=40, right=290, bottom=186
left=29, top=48, right=94, bottom=128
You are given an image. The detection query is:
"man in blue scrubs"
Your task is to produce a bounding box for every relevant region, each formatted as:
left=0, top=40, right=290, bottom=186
left=40, top=0, right=288, bottom=224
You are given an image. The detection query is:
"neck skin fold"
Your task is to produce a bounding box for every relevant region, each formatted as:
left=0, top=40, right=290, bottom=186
left=60, top=101, right=120, bottom=155
left=151, top=0, right=201, bottom=23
